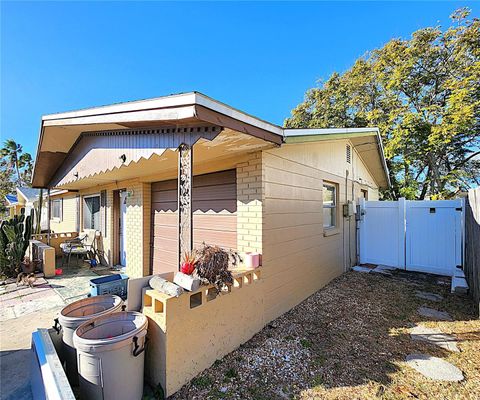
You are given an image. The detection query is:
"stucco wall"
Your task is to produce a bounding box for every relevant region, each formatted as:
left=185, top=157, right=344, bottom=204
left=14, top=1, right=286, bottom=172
left=49, top=193, right=78, bottom=233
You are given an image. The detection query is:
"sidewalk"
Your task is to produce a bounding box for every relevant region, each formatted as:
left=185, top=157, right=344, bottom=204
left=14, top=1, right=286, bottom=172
left=0, top=265, right=115, bottom=400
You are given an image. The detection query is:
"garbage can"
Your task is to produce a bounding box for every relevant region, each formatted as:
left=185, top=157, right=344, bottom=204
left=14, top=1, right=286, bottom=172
left=73, top=312, right=148, bottom=400
left=56, top=295, right=123, bottom=384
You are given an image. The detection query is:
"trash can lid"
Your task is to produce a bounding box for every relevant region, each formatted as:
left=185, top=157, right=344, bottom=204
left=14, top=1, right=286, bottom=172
left=73, top=312, right=148, bottom=353
left=59, top=295, right=123, bottom=328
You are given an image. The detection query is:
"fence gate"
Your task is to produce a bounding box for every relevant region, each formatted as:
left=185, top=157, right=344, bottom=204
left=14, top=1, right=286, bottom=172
left=359, top=198, right=463, bottom=276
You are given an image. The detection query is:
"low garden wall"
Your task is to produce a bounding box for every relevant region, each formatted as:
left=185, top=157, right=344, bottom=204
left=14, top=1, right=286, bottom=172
left=31, top=232, right=78, bottom=256
left=143, top=268, right=263, bottom=397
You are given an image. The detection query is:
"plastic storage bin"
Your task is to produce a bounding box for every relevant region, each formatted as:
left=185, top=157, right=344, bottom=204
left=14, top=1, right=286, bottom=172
left=90, top=274, right=129, bottom=299
left=73, top=312, right=148, bottom=400
left=56, top=295, right=123, bottom=385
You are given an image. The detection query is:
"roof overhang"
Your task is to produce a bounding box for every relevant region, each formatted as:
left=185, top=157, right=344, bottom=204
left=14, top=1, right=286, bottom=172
left=283, top=128, right=391, bottom=188
left=32, top=92, right=283, bottom=188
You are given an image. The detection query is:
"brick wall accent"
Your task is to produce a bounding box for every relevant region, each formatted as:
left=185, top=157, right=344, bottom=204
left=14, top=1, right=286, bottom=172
left=125, top=182, right=147, bottom=278
left=236, top=152, right=263, bottom=254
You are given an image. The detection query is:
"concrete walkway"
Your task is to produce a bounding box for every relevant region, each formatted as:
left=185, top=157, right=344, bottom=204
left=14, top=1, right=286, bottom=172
left=0, top=265, right=114, bottom=400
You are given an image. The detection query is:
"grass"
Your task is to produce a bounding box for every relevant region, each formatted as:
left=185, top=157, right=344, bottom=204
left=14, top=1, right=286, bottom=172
left=172, top=271, right=480, bottom=400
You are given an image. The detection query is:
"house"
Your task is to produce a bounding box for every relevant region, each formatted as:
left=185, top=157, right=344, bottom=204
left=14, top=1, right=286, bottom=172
left=4, top=193, right=20, bottom=218
left=4, top=187, right=75, bottom=232
left=31, top=92, right=390, bottom=395
left=4, top=187, right=48, bottom=228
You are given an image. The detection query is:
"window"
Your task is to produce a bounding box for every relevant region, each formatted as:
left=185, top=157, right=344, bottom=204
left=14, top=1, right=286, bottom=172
left=323, top=183, right=337, bottom=229
left=50, top=199, right=62, bottom=220
left=83, top=195, right=101, bottom=230
left=360, top=189, right=368, bottom=200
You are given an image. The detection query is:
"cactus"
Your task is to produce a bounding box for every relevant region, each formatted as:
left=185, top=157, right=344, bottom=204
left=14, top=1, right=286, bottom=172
left=0, top=208, right=34, bottom=278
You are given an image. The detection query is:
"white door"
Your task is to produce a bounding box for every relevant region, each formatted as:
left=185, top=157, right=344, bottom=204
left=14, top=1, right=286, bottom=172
left=119, top=191, right=128, bottom=266
left=406, top=201, right=462, bottom=276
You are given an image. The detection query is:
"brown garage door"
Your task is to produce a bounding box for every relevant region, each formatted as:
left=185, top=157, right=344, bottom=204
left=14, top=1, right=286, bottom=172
left=151, top=169, right=237, bottom=275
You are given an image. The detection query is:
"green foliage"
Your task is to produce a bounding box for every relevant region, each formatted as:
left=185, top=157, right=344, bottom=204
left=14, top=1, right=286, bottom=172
left=286, top=8, right=479, bottom=199
left=0, top=139, right=34, bottom=216
left=0, top=208, right=34, bottom=278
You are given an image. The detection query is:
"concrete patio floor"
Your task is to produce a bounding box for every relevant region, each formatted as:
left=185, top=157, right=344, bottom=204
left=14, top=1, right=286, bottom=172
left=0, top=263, right=115, bottom=400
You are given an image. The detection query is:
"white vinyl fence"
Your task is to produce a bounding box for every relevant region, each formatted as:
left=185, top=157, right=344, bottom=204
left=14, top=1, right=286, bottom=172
left=359, top=198, right=464, bottom=276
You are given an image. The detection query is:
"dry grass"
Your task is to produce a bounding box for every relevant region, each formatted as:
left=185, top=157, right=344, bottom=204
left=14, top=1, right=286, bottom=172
left=170, top=271, right=480, bottom=400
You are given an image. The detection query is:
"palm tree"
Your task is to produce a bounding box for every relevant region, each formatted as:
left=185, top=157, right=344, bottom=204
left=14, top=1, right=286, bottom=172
left=0, top=139, right=23, bottom=183
left=19, top=153, right=33, bottom=184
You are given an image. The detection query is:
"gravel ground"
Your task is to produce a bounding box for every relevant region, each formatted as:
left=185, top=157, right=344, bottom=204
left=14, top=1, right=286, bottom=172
left=169, top=270, right=480, bottom=400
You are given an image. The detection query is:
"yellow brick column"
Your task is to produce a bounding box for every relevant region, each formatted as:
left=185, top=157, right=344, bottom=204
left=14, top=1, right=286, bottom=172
left=236, top=152, right=263, bottom=254
left=125, top=181, right=151, bottom=278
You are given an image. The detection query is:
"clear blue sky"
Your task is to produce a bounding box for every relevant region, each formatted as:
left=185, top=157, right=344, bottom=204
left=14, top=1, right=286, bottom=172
left=1, top=1, right=478, bottom=156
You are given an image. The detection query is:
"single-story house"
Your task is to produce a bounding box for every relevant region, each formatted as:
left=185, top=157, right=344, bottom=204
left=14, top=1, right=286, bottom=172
left=5, top=187, right=50, bottom=228
left=31, top=92, right=390, bottom=395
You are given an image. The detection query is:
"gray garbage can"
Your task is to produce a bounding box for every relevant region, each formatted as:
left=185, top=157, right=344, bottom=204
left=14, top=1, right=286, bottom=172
left=56, top=295, right=123, bottom=384
left=73, top=311, right=148, bottom=400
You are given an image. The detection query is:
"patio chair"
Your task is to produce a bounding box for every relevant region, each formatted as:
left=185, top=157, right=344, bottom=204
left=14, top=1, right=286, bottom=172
left=60, top=230, right=98, bottom=267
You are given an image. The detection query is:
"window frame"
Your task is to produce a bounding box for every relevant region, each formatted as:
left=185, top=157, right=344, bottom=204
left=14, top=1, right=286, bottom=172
left=50, top=198, right=63, bottom=221
left=322, top=182, right=338, bottom=230
left=83, top=193, right=101, bottom=231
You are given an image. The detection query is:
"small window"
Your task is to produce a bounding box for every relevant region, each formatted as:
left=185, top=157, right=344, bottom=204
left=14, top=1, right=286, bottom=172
left=323, top=183, right=337, bottom=229
left=360, top=189, right=368, bottom=200
left=50, top=199, right=62, bottom=220
left=83, top=195, right=101, bottom=230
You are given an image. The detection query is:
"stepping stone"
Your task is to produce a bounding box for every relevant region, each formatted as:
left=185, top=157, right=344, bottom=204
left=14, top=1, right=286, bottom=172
left=352, top=266, right=372, bottom=273
left=406, top=354, right=463, bottom=381
left=410, top=325, right=459, bottom=352
left=417, top=306, right=452, bottom=321
left=415, top=291, right=443, bottom=302
left=372, top=265, right=396, bottom=275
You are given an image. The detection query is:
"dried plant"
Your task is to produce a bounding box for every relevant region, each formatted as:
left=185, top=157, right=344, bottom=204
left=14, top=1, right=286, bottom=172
left=195, top=243, right=242, bottom=293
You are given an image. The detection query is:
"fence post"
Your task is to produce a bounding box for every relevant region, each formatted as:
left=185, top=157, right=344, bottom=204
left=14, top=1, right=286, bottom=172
left=398, top=198, right=406, bottom=269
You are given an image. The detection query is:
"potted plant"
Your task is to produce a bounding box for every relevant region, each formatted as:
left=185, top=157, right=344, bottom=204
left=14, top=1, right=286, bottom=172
left=173, top=250, right=201, bottom=291
left=195, top=244, right=241, bottom=294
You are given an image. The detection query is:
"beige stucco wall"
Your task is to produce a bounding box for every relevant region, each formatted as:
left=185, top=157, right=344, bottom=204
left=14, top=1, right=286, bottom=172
left=49, top=193, right=78, bottom=233
left=261, top=139, right=380, bottom=322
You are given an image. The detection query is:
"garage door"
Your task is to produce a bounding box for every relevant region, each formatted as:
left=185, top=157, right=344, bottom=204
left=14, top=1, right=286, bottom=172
left=151, top=169, right=237, bottom=275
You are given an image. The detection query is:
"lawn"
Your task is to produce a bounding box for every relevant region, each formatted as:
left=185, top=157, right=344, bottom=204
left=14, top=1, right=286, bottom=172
left=170, top=270, right=480, bottom=400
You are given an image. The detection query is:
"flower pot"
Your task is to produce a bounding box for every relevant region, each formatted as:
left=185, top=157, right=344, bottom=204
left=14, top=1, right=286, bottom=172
left=244, top=252, right=261, bottom=269
left=174, top=272, right=200, bottom=292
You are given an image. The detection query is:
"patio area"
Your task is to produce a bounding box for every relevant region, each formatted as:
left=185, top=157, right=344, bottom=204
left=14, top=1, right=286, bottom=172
left=170, top=269, right=480, bottom=400
left=0, top=263, right=116, bottom=400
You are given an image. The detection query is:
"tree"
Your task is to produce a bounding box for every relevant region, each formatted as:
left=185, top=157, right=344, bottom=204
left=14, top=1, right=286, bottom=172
left=0, top=139, right=23, bottom=184
left=0, top=139, right=35, bottom=217
left=285, top=8, right=480, bottom=200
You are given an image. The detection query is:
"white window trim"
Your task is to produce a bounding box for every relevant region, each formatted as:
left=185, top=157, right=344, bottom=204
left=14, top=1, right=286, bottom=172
left=50, top=198, right=63, bottom=221
left=323, top=182, right=338, bottom=231
left=83, top=193, right=101, bottom=230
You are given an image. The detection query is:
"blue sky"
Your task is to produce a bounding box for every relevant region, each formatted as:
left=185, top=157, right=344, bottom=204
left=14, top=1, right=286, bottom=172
left=1, top=1, right=478, bottom=156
